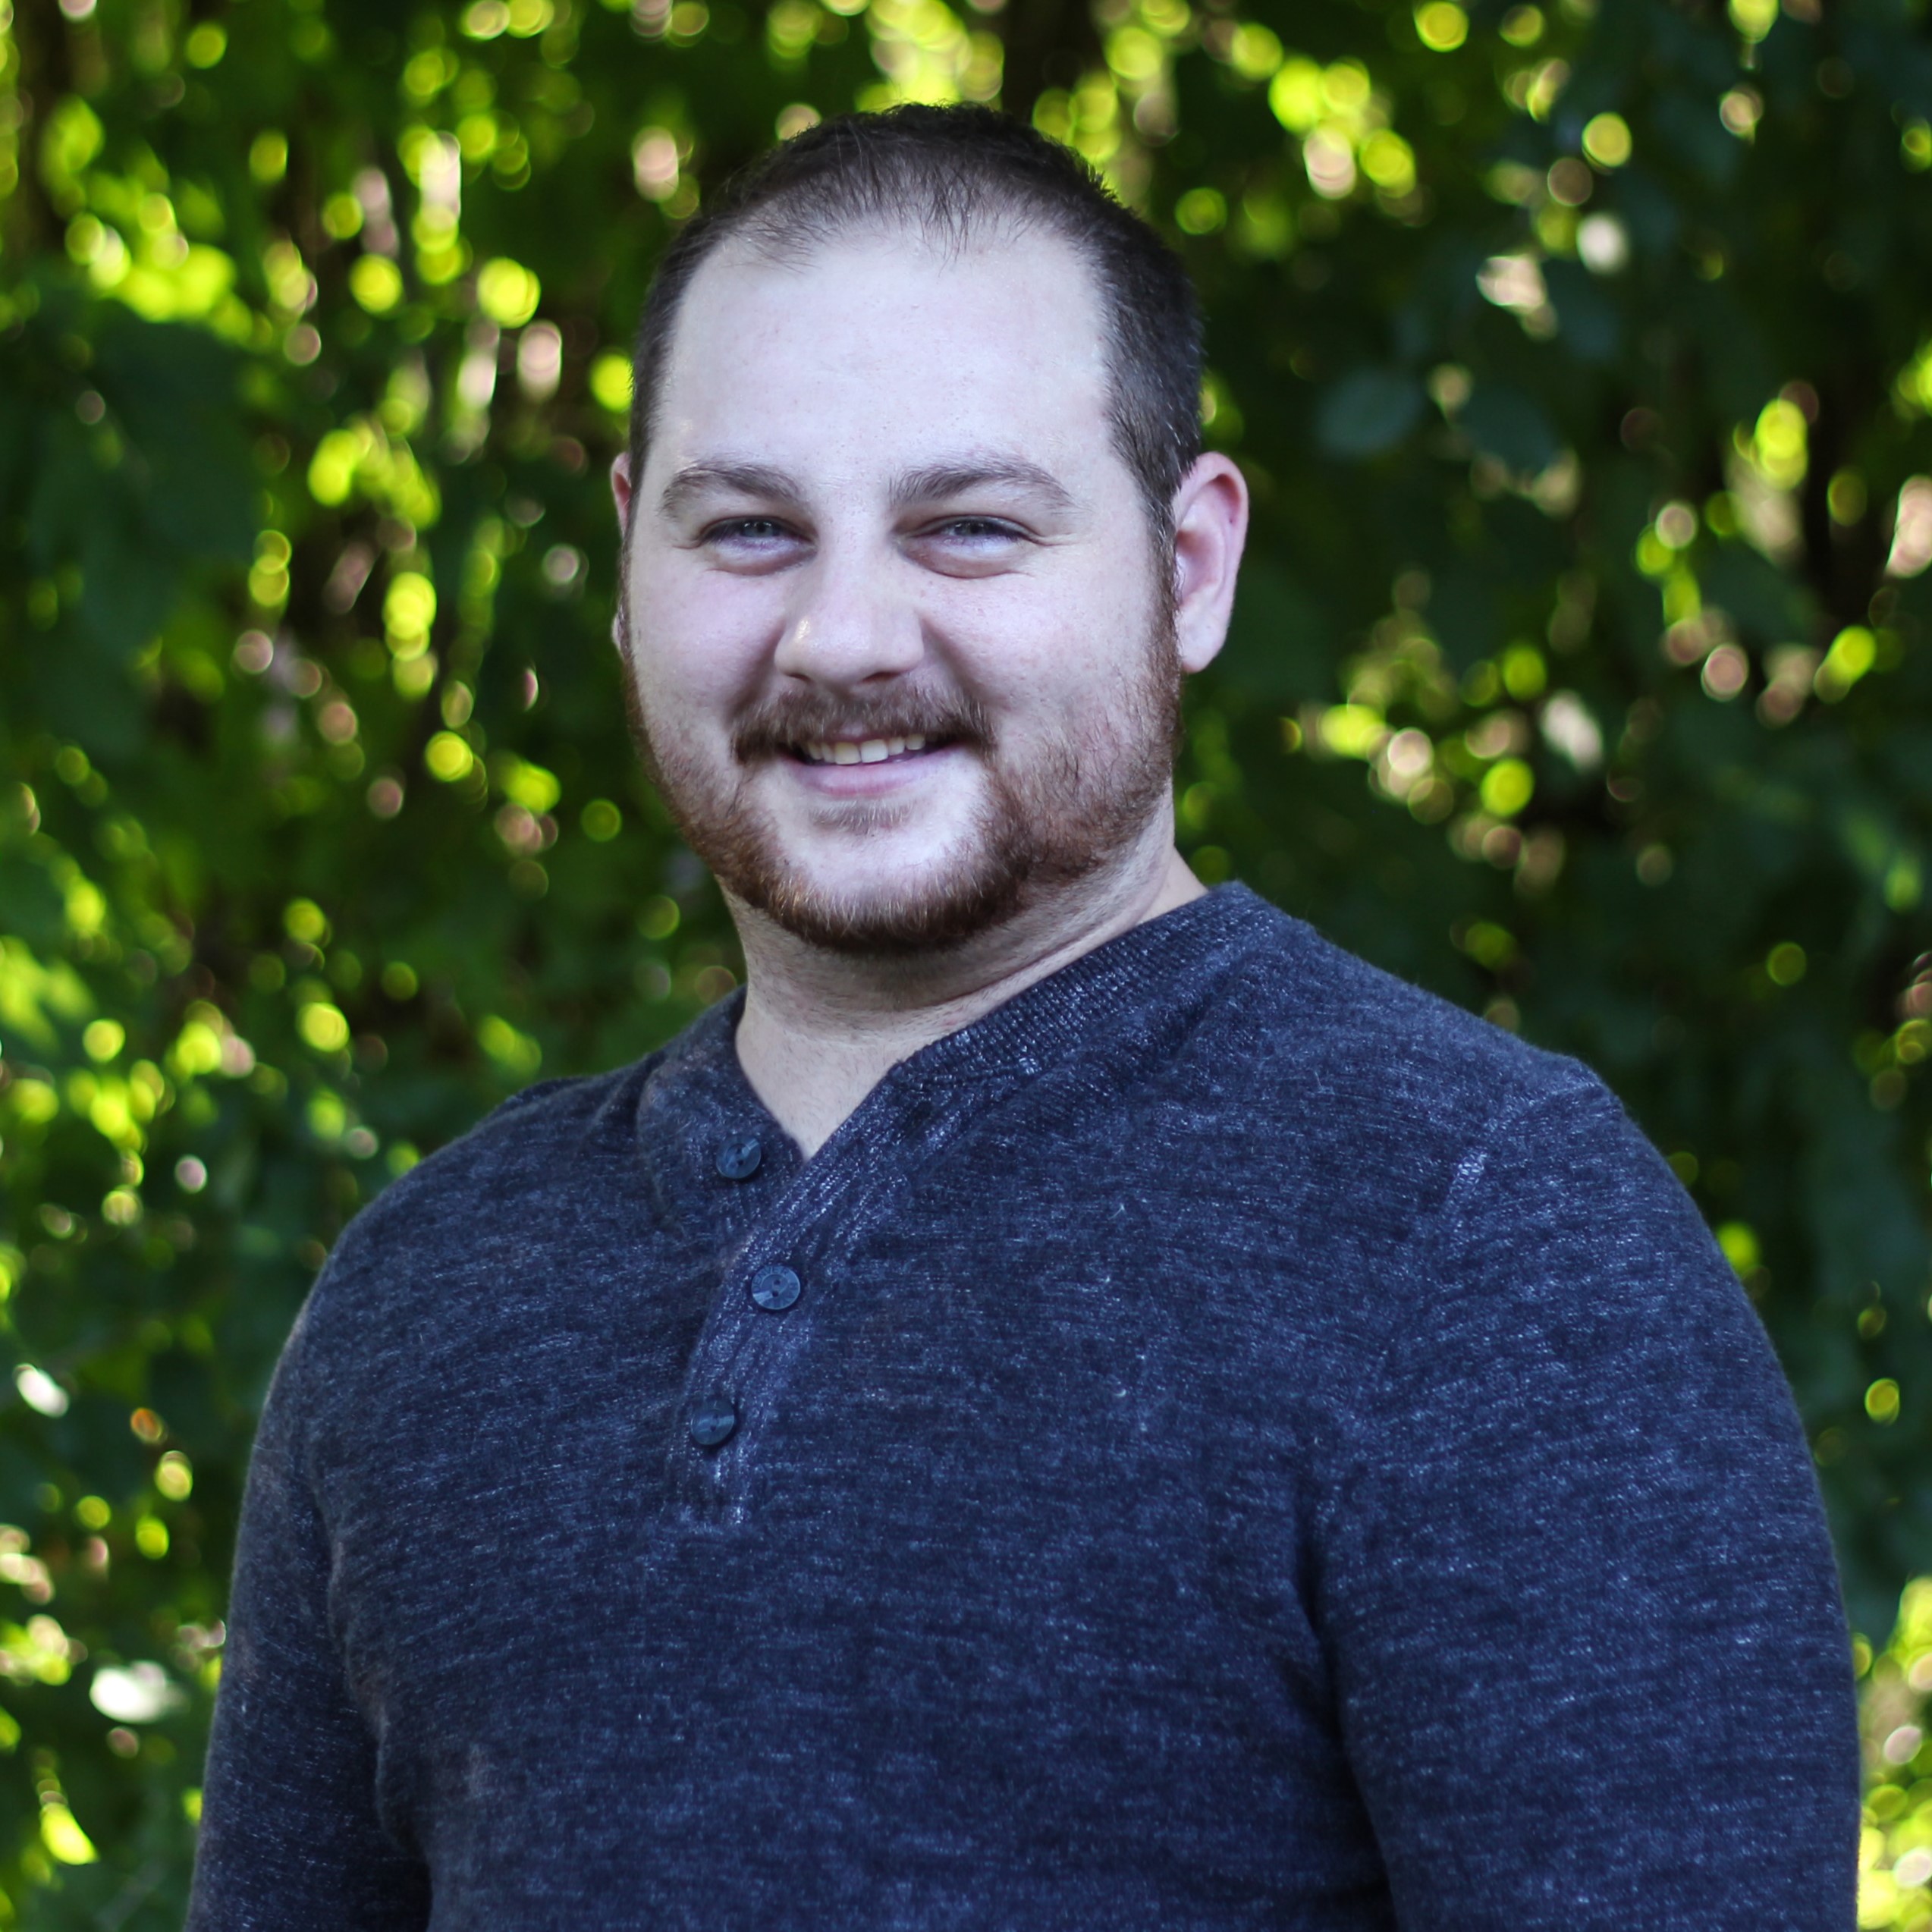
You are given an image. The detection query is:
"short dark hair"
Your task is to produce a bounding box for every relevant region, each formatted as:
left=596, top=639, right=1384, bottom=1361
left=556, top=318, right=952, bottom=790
left=627, top=105, right=1203, bottom=541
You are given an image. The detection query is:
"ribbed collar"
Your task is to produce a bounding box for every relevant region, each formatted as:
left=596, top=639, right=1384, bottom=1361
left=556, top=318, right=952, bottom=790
left=633, top=882, right=1279, bottom=1227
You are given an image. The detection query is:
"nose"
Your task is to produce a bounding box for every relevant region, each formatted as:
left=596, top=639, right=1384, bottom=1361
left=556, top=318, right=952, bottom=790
left=771, top=546, right=925, bottom=691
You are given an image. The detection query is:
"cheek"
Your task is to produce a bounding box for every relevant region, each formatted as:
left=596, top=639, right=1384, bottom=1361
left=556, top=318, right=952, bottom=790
left=944, top=567, right=1155, bottom=716
left=628, top=565, right=778, bottom=717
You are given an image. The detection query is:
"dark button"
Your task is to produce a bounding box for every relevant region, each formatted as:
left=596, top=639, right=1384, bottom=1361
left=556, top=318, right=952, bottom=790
left=715, top=1136, right=763, bottom=1181
left=688, top=1394, right=738, bottom=1450
left=749, top=1263, right=802, bottom=1312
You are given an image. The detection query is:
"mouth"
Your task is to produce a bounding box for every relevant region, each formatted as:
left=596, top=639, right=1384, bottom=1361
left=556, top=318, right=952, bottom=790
left=792, top=734, right=942, bottom=768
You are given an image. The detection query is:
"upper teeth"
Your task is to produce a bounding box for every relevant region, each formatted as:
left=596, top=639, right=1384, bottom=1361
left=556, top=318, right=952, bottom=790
left=803, top=734, right=928, bottom=765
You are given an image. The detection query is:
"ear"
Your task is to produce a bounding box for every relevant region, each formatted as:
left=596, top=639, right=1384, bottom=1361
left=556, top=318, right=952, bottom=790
left=1169, top=453, right=1249, bottom=677
left=610, top=454, right=635, bottom=657
left=611, top=451, right=636, bottom=536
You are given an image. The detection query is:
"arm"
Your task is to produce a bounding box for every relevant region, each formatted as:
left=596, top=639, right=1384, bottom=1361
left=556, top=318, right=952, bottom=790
left=1321, top=1079, right=1858, bottom=1930
left=187, top=1309, right=430, bottom=1930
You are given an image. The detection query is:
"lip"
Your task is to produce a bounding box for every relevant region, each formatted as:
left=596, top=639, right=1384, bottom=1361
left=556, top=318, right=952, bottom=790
left=767, top=741, right=967, bottom=799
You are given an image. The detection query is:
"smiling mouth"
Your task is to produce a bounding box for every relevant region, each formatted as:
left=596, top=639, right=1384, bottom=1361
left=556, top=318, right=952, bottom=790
left=794, top=734, right=941, bottom=767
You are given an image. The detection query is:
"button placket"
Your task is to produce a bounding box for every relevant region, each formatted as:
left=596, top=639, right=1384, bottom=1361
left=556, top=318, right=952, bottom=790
left=668, top=1071, right=1036, bottom=1513
left=660, top=888, right=1270, bottom=1511
left=670, top=1233, right=832, bottom=1505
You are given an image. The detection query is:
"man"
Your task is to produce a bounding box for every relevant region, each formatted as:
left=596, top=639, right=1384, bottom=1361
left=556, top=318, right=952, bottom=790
left=189, top=107, right=1858, bottom=1927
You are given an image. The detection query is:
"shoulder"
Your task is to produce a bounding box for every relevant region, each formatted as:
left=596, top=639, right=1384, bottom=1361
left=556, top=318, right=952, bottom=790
left=1207, top=910, right=1763, bottom=1396
left=362, top=1058, right=649, bottom=1233
left=1136, top=894, right=1694, bottom=1371
left=1208, top=896, right=1728, bottom=1297
left=1192, top=913, right=1808, bottom=1463
left=289, top=1055, right=659, bottom=1356
left=1201, top=890, right=1606, bottom=1160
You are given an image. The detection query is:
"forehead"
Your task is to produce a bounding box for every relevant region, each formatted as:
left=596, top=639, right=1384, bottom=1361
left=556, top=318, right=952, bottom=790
left=647, top=225, right=1114, bottom=486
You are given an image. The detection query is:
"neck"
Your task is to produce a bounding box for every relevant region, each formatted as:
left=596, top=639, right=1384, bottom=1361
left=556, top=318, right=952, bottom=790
left=730, top=828, right=1204, bottom=1155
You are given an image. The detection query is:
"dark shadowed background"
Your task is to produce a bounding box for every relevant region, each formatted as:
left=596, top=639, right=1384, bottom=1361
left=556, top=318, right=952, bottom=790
left=2, top=0, right=1930, bottom=1919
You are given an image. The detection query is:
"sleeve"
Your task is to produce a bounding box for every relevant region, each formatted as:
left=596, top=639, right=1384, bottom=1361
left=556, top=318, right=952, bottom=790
left=1319, top=1078, right=1861, bottom=1931
left=187, top=1308, right=432, bottom=1930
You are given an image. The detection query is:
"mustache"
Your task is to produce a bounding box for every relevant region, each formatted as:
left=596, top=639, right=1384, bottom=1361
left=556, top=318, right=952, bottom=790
left=730, top=688, right=997, bottom=762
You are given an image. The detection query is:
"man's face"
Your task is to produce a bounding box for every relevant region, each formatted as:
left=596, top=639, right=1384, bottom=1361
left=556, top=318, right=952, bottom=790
left=615, top=225, right=1182, bottom=954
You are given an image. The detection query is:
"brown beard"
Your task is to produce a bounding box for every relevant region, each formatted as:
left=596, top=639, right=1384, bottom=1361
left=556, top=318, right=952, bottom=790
left=615, top=592, right=1183, bottom=957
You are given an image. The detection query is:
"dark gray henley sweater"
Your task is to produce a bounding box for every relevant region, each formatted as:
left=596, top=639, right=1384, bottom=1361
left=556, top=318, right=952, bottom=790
left=188, top=886, right=1858, bottom=1929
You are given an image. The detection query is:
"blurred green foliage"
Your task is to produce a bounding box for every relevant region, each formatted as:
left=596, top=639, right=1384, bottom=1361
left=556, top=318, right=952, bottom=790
left=1, top=0, right=1930, bottom=1920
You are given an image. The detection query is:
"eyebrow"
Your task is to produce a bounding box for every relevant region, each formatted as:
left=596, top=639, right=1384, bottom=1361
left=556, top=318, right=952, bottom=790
left=887, top=458, right=1076, bottom=514
left=657, top=454, right=1077, bottom=519
left=658, top=462, right=802, bottom=518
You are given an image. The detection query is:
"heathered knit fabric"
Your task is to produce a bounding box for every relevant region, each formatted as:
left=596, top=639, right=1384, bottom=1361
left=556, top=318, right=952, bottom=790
left=187, top=884, right=1858, bottom=1930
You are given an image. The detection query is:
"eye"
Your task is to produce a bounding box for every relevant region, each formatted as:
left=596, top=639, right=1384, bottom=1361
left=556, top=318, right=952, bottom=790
left=705, top=517, right=795, bottom=545
left=931, top=517, right=1022, bottom=542
left=903, top=513, right=1034, bottom=577
left=697, top=517, right=809, bottom=568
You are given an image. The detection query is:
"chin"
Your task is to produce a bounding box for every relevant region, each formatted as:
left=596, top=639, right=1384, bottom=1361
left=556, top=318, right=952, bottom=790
left=643, top=686, right=1178, bottom=959
left=737, top=849, right=1038, bottom=957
